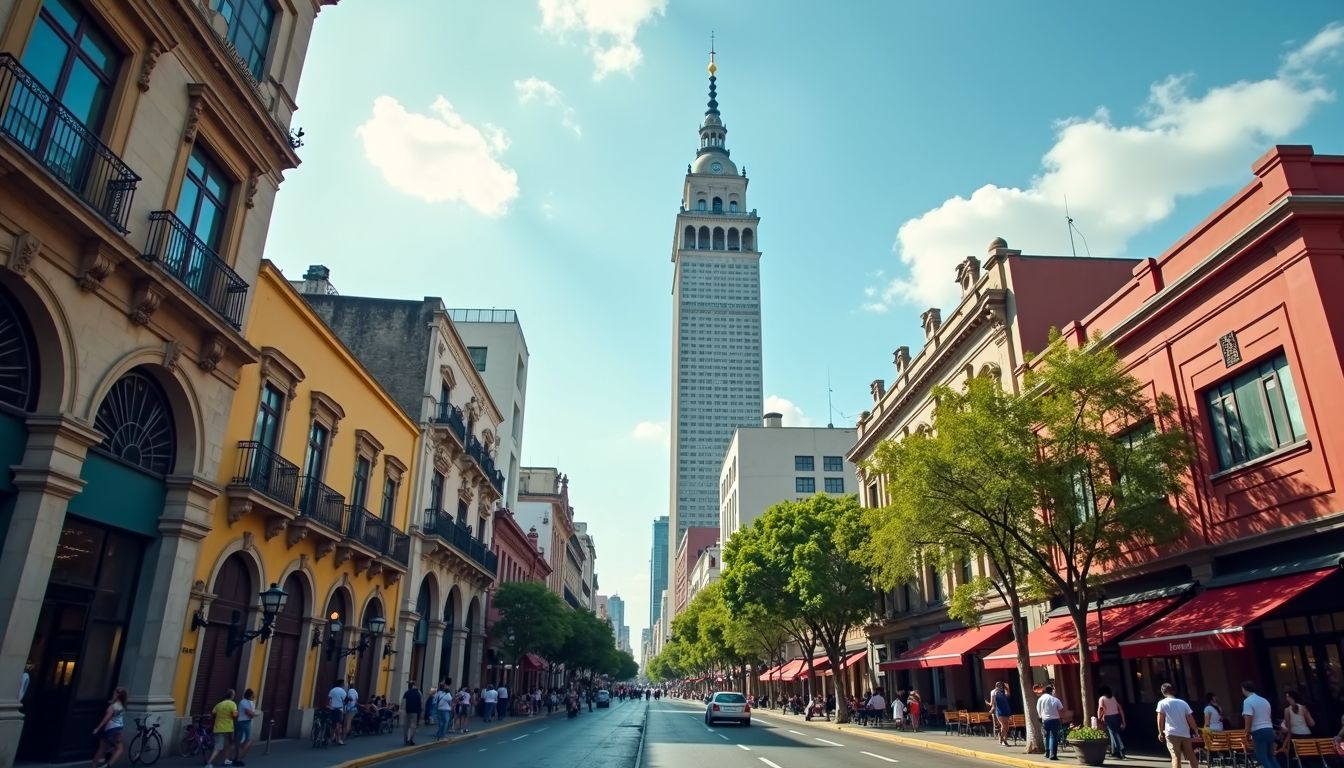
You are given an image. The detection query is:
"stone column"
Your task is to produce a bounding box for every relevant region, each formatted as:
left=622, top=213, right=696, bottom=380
left=119, top=476, right=216, bottom=727
left=393, top=608, right=418, bottom=686
left=449, top=628, right=467, bottom=687
left=423, top=620, right=445, bottom=689
left=467, top=631, right=484, bottom=688
left=0, top=415, right=102, bottom=768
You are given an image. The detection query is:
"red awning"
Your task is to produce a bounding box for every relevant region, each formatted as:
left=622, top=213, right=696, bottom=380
left=757, top=664, right=776, bottom=682
left=774, top=658, right=807, bottom=682
left=796, top=655, right=832, bottom=680
left=880, top=622, right=1012, bottom=671
left=521, top=653, right=548, bottom=669
left=983, top=599, right=1177, bottom=670
left=839, top=649, right=868, bottom=670
left=1119, top=570, right=1334, bottom=659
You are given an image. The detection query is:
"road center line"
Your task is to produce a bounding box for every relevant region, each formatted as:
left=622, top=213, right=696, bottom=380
left=718, top=733, right=729, bottom=740
left=816, top=737, right=844, bottom=746
left=737, top=744, right=751, bottom=751
left=759, top=759, right=784, bottom=768
left=533, top=727, right=547, bottom=733
left=512, top=734, right=529, bottom=741
left=788, top=729, right=803, bottom=735
left=861, top=752, right=899, bottom=763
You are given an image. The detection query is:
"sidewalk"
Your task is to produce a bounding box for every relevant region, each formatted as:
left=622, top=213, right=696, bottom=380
left=752, top=707, right=1171, bottom=768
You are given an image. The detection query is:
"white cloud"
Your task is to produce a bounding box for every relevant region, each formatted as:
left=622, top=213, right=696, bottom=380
left=538, top=0, right=667, bottom=79
left=764, top=395, right=814, bottom=427
left=514, top=77, right=582, bottom=136
left=356, top=95, right=519, bottom=217
left=631, top=420, right=669, bottom=447
left=863, top=22, right=1344, bottom=313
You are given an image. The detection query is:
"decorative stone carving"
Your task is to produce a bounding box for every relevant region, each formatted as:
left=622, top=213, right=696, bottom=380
left=246, top=175, right=259, bottom=209
left=893, top=346, right=911, bottom=375
left=198, top=333, right=226, bottom=371
left=162, top=340, right=183, bottom=372
left=184, top=84, right=206, bottom=144
left=366, top=561, right=384, bottom=580
left=137, top=40, right=162, bottom=92
left=956, top=255, right=981, bottom=296
left=333, top=548, right=353, bottom=568
left=921, top=308, right=942, bottom=340
left=287, top=525, right=309, bottom=548
left=264, top=517, right=287, bottom=541
left=77, top=240, right=115, bottom=291
left=870, top=379, right=885, bottom=401
left=314, top=539, right=335, bottom=561
left=457, top=484, right=473, bottom=504
left=129, top=280, right=163, bottom=325
left=8, top=231, right=39, bottom=277
left=384, top=571, right=402, bottom=587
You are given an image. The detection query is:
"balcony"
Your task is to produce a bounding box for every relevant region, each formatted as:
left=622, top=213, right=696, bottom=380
left=224, top=441, right=300, bottom=536
left=422, top=508, right=497, bottom=579
left=0, top=53, right=140, bottom=233
left=464, top=434, right=505, bottom=495
left=430, top=400, right=467, bottom=443
left=289, top=476, right=346, bottom=557
left=141, top=211, right=249, bottom=329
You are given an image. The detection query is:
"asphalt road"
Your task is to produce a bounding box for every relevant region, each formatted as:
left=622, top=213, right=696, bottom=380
left=377, top=699, right=644, bottom=768
left=645, top=698, right=997, bottom=768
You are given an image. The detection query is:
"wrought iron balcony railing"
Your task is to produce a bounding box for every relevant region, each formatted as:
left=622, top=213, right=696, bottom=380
left=345, top=506, right=389, bottom=552
left=387, top=530, right=410, bottom=566
left=423, top=508, right=495, bottom=576
left=141, top=211, right=249, bottom=329
left=232, top=441, right=299, bottom=506
left=431, top=401, right=467, bottom=441
left=297, top=476, right=345, bottom=532
left=0, top=53, right=140, bottom=233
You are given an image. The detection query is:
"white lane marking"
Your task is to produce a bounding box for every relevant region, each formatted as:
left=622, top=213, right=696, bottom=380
left=478, top=748, right=487, bottom=752
left=737, top=744, right=751, bottom=751
left=861, top=752, right=899, bottom=763
left=718, top=733, right=729, bottom=740
left=816, top=737, right=844, bottom=746
left=788, top=729, right=804, bottom=735
left=760, top=759, right=784, bottom=768
left=511, top=733, right=529, bottom=741
left=533, top=727, right=548, bottom=733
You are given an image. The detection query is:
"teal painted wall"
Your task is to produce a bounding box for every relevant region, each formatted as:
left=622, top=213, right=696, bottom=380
left=67, top=452, right=165, bottom=538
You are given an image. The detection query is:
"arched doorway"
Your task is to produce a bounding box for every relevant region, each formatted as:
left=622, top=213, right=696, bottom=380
left=438, top=589, right=457, bottom=687
left=354, top=597, right=383, bottom=699
left=262, top=572, right=306, bottom=737
left=314, top=589, right=351, bottom=706
left=192, top=553, right=255, bottom=717
left=411, top=579, right=433, bottom=687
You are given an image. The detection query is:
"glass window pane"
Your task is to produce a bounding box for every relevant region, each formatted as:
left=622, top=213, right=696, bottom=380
left=44, top=0, right=80, bottom=35
left=58, top=61, right=103, bottom=126
left=195, top=200, right=225, bottom=249
left=78, top=29, right=115, bottom=74
left=1275, top=361, right=1307, bottom=441
left=49, top=521, right=104, bottom=587
left=75, top=622, right=125, bottom=698
left=21, top=18, right=69, bottom=92
left=1233, top=373, right=1273, bottom=460
left=1207, top=392, right=1235, bottom=469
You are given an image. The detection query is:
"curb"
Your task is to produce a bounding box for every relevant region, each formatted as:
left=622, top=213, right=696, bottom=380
left=331, top=710, right=564, bottom=768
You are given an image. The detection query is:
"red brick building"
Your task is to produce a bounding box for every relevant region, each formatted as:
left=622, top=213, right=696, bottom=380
left=673, top=526, right=720, bottom=619
left=485, top=508, right=553, bottom=694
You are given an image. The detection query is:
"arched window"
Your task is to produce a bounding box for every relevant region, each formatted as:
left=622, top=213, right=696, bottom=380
left=712, top=197, right=723, bottom=212
left=94, top=369, right=176, bottom=475
left=0, top=285, right=39, bottom=411
left=698, top=226, right=710, bottom=249
left=683, top=225, right=695, bottom=249
left=727, top=228, right=740, bottom=250
left=742, top=228, right=754, bottom=251
left=697, top=199, right=706, bottom=211
left=712, top=227, right=725, bottom=250
left=729, top=200, right=738, bottom=212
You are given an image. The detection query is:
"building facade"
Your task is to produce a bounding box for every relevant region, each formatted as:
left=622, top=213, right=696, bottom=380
left=575, top=521, right=596, bottom=610
left=719, top=413, right=859, bottom=541
left=649, top=515, right=668, bottom=631
left=292, top=269, right=506, bottom=694
left=668, top=50, right=764, bottom=599
left=515, top=467, right=582, bottom=608
left=175, top=261, right=416, bottom=739
left=672, top=526, right=718, bottom=618
left=484, top=506, right=551, bottom=692
left=0, top=1, right=337, bottom=763
left=850, top=241, right=1139, bottom=711
left=446, top=309, right=528, bottom=511
left=607, top=594, right=627, bottom=652
left=687, top=544, right=720, bottom=603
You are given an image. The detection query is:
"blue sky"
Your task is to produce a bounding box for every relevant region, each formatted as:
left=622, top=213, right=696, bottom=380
left=264, top=1, right=1344, bottom=645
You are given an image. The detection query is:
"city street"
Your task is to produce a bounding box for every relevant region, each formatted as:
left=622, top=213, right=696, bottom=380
left=644, top=698, right=994, bottom=768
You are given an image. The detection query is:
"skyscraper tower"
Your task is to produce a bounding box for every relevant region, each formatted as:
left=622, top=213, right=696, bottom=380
left=668, top=45, right=764, bottom=598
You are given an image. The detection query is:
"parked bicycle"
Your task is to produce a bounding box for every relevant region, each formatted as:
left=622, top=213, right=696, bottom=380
left=178, top=715, right=215, bottom=763
left=311, top=708, right=336, bottom=748
left=128, top=715, right=162, bottom=766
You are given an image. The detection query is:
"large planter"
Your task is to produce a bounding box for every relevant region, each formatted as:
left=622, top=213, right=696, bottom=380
left=1073, top=738, right=1108, bottom=767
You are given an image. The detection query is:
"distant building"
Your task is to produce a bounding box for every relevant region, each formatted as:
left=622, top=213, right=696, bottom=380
left=595, top=594, right=610, bottom=620
left=447, top=309, right=529, bottom=510
left=688, top=544, right=721, bottom=603
left=576, top=521, right=597, bottom=609
left=515, top=468, right=583, bottom=608
left=649, top=516, right=669, bottom=630
left=673, top=526, right=719, bottom=618
left=608, top=595, right=628, bottom=651
left=719, top=414, right=859, bottom=541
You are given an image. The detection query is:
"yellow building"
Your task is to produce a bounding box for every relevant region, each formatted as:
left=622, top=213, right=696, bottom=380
left=174, top=261, right=417, bottom=739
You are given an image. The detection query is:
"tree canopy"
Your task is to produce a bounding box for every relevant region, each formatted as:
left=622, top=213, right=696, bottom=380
left=490, top=581, right=570, bottom=665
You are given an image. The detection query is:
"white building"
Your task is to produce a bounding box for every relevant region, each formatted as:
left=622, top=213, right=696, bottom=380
left=576, top=521, right=597, bottom=609
left=688, top=544, right=721, bottom=603
left=514, top=467, right=583, bottom=607
left=668, top=49, right=764, bottom=600
left=719, top=413, right=859, bottom=540
left=447, top=309, right=529, bottom=511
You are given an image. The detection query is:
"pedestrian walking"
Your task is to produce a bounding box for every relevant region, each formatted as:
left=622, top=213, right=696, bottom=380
left=91, top=687, right=128, bottom=768
left=1036, top=684, right=1065, bottom=760
left=234, top=689, right=257, bottom=765
left=1098, top=685, right=1127, bottom=759
left=908, top=691, right=923, bottom=732
left=342, top=681, right=359, bottom=741
left=207, top=689, right=238, bottom=767
left=1242, top=680, right=1280, bottom=768
left=455, top=687, right=471, bottom=733
left=1204, top=693, right=1225, bottom=732
left=326, top=679, right=347, bottom=745
left=482, top=684, right=498, bottom=722
left=990, top=681, right=1013, bottom=746
left=431, top=683, right=452, bottom=740
left=401, top=681, right=422, bottom=745
left=497, top=683, right=509, bottom=720
left=891, top=695, right=906, bottom=730
left=1156, top=683, right=1198, bottom=768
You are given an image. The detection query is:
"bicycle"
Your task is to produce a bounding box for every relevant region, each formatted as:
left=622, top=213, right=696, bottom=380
left=311, top=709, right=334, bottom=748
left=178, top=715, right=215, bottom=763
left=128, top=715, right=163, bottom=766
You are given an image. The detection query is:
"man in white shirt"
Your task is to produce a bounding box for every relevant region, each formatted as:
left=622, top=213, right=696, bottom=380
left=327, top=680, right=347, bottom=745
left=482, top=685, right=498, bottom=722
left=868, top=690, right=887, bottom=725
left=1241, top=681, right=1279, bottom=768
left=1036, top=685, right=1065, bottom=760
left=1156, top=683, right=1199, bottom=768
left=343, top=682, right=359, bottom=743
left=497, top=684, right=509, bottom=720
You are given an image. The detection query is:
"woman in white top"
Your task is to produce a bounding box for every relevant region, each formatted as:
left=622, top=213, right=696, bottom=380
left=235, top=689, right=258, bottom=764
left=1204, top=693, right=1225, bottom=731
left=91, top=687, right=128, bottom=768
left=1283, top=689, right=1315, bottom=738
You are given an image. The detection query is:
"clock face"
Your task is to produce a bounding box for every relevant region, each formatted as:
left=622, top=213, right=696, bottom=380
left=710, top=162, right=723, bottom=174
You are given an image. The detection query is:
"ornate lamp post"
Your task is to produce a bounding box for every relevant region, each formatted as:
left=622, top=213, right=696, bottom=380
left=326, top=612, right=386, bottom=660
left=227, top=583, right=288, bottom=655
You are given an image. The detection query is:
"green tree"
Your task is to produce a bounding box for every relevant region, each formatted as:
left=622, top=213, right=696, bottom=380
left=722, top=494, right=875, bottom=723
left=490, top=581, right=571, bottom=669
left=554, top=608, right=617, bottom=680
left=724, top=602, right=790, bottom=699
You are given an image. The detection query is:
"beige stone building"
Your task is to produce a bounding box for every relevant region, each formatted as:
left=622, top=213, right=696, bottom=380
left=0, top=0, right=337, bottom=763
left=851, top=240, right=1137, bottom=711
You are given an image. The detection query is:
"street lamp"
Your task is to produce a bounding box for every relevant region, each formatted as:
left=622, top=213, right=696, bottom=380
left=227, top=583, right=288, bottom=655
left=326, top=612, right=386, bottom=660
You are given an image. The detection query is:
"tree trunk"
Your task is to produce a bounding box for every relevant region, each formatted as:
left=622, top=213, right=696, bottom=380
left=1008, top=594, right=1045, bottom=754
left=1071, top=607, right=1093, bottom=729
left=831, top=650, right=851, bottom=723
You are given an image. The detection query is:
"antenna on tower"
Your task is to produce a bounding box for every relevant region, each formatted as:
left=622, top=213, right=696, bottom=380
left=1064, top=195, right=1092, bottom=258
left=827, top=370, right=835, bottom=429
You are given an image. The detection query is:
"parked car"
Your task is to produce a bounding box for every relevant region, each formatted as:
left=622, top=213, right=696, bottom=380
left=705, top=691, right=750, bottom=726
left=596, top=689, right=611, bottom=708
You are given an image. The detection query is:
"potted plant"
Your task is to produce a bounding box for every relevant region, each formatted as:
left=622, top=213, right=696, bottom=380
left=1068, top=725, right=1109, bottom=766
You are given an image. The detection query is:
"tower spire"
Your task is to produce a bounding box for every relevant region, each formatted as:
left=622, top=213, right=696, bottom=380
left=706, top=31, right=719, bottom=119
